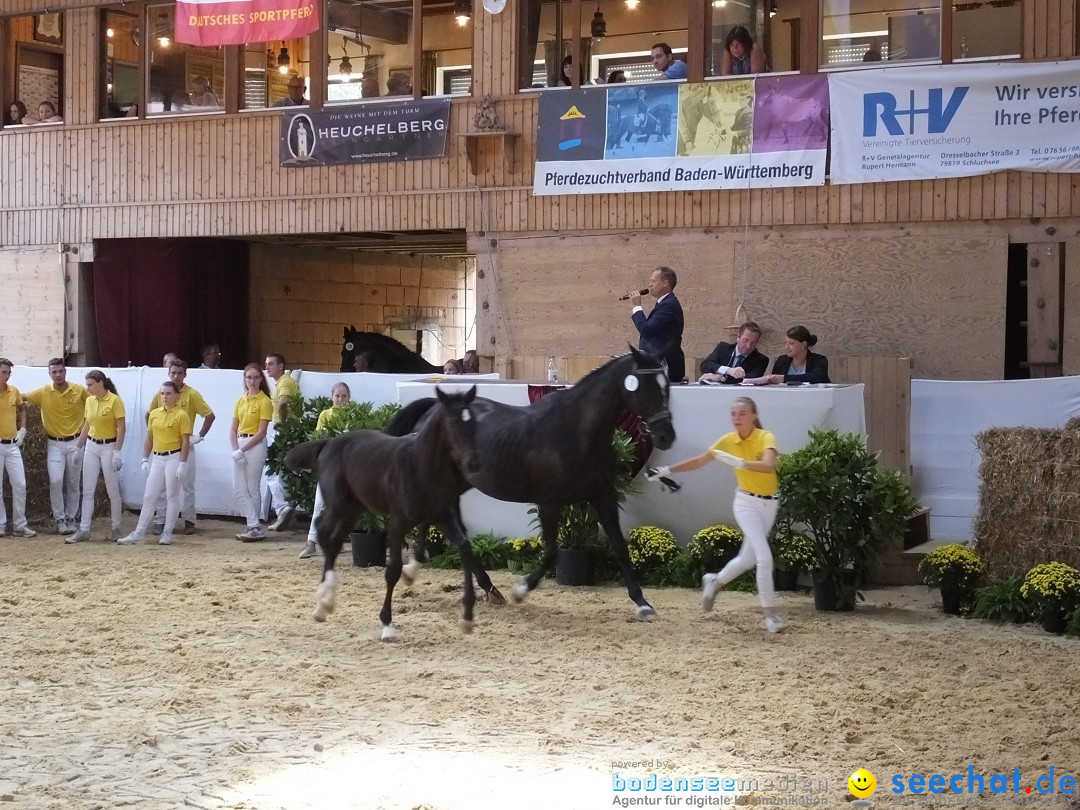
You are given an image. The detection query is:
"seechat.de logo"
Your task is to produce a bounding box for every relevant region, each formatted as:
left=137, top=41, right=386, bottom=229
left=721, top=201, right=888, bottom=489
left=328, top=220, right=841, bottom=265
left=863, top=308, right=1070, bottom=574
left=862, top=87, right=969, bottom=137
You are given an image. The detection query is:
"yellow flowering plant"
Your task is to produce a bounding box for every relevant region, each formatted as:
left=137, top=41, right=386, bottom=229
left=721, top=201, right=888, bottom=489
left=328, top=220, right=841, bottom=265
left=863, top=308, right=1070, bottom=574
left=627, top=526, right=678, bottom=571
left=771, top=527, right=819, bottom=573
left=507, top=536, right=544, bottom=563
left=1020, top=562, right=1080, bottom=611
left=687, top=525, right=742, bottom=571
left=918, top=544, right=984, bottom=591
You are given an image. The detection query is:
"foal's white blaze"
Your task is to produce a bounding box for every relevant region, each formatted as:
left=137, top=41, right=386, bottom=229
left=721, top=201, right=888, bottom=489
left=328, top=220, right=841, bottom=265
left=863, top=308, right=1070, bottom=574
left=622, top=374, right=639, bottom=392
left=460, top=408, right=472, bottom=422
left=313, top=570, right=338, bottom=622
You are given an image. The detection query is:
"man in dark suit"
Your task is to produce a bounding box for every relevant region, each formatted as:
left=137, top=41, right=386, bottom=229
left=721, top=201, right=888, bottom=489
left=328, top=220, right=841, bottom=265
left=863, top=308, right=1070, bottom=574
left=630, top=266, right=685, bottom=382
left=699, top=321, right=769, bottom=383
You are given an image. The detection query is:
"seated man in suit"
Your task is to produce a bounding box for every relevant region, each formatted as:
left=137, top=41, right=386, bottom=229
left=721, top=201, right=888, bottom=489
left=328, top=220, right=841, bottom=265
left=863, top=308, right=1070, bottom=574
left=629, top=266, right=685, bottom=382
left=699, top=321, right=769, bottom=384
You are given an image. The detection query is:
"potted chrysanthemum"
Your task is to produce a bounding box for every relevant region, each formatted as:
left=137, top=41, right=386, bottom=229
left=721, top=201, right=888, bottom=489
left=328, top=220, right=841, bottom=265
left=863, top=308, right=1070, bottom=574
left=918, top=543, right=984, bottom=615
left=771, top=527, right=818, bottom=591
left=627, top=526, right=678, bottom=576
left=1020, top=562, right=1080, bottom=634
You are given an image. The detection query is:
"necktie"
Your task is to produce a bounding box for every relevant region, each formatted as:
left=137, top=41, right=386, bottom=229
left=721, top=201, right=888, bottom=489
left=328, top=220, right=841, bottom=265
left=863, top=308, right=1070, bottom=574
left=731, top=350, right=742, bottom=367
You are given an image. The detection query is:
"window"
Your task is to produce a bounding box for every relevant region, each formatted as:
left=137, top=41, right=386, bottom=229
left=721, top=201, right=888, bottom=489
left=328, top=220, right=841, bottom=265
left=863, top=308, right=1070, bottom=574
left=421, top=5, right=472, bottom=96
left=243, top=41, right=308, bottom=109
left=952, top=2, right=1021, bottom=61
left=102, top=8, right=140, bottom=119
left=326, top=1, right=414, bottom=103
left=6, top=13, right=65, bottom=125
left=820, top=0, right=941, bottom=67
left=145, top=4, right=224, bottom=115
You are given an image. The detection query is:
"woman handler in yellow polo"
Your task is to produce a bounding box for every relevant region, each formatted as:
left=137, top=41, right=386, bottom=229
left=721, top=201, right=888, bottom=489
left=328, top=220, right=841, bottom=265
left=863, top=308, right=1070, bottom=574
left=230, top=363, right=274, bottom=542
left=70, top=370, right=127, bottom=543
left=118, top=380, right=191, bottom=546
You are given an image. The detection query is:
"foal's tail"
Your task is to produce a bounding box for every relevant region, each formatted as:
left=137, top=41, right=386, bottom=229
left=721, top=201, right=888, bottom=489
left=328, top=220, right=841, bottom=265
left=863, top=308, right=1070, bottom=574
left=384, top=398, right=437, bottom=437
left=285, top=438, right=333, bottom=473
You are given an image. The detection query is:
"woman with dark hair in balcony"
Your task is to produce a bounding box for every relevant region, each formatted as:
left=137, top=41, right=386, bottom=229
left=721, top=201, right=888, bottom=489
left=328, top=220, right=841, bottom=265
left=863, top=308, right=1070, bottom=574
left=7, top=100, right=26, bottom=125
left=720, top=25, right=768, bottom=76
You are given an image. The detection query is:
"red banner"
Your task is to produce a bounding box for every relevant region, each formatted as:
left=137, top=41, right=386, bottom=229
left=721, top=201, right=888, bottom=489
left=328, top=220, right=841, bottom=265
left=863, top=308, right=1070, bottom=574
left=175, top=0, right=319, bottom=46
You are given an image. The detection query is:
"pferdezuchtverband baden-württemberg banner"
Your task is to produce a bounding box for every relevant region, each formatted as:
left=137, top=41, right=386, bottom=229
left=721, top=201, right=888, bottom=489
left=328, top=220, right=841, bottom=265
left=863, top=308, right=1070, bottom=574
left=829, top=60, right=1080, bottom=183
left=533, top=75, right=830, bottom=196
left=175, top=0, right=318, bottom=46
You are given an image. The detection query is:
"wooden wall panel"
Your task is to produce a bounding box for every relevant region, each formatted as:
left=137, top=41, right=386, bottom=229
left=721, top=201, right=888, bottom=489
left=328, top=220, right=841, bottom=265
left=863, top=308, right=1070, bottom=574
left=743, top=234, right=1009, bottom=380
left=1062, top=236, right=1080, bottom=376
left=0, top=246, right=65, bottom=365
left=247, top=244, right=469, bottom=370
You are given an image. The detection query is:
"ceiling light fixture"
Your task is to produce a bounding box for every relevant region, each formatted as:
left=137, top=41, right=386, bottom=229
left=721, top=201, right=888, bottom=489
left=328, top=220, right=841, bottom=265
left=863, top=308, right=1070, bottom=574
left=454, top=0, right=472, bottom=26
left=625, top=0, right=640, bottom=9
left=106, top=27, right=115, bottom=37
left=339, top=43, right=353, bottom=75
left=277, top=43, right=291, bottom=74
left=770, top=0, right=777, bottom=16
left=591, top=5, right=607, bottom=39
left=157, top=35, right=170, bottom=47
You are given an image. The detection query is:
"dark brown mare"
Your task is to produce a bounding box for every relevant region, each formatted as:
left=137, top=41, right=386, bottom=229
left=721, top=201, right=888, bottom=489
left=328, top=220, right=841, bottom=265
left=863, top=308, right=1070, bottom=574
left=389, top=348, right=676, bottom=620
left=285, top=388, right=502, bottom=641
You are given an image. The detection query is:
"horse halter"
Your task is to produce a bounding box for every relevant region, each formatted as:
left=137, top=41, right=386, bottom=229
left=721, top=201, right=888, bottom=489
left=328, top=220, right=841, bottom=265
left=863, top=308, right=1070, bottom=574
left=624, top=369, right=672, bottom=434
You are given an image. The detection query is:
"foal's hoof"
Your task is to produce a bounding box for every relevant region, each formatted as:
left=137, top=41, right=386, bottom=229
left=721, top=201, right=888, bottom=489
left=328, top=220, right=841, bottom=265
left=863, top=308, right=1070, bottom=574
left=313, top=604, right=329, bottom=622
left=401, top=559, right=422, bottom=585
left=635, top=604, right=658, bottom=622
left=487, top=587, right=507, bottom=607
left=381, top=625, right=399, bottom=642
left=510, top=580, right=530, bottom=603
left=460, top=618, right=474, bottom=635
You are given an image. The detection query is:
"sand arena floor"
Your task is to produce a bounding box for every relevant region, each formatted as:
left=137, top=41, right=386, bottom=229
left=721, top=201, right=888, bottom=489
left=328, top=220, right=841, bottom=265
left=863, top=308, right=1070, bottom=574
left=2, top=518, right=1079, bottom=810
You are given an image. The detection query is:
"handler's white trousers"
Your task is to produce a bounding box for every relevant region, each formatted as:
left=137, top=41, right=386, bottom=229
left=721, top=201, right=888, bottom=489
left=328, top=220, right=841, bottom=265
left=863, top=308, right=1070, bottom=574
left=261, top=424, right=289, bottom=517
left=131, top=453, right=182, bottom=540
left=154, top=445, right=197, bottom=527
left=713, top=490, right=780, bottom=609
left=0, top=443, right=29, bottom=531
left=234, top=442, right=268, bottom=530
left=306, top=485, right=326, bottom=543
left=47, top=437, right=82, bottom=524
left=79, top=441, right=123, bottom=532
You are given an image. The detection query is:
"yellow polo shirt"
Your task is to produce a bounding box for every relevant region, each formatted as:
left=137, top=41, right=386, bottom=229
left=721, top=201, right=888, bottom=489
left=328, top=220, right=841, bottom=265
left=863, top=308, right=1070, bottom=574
left=314, top=407, right=335, bottom=433
left=710, top=428, right=779, bottom=496
left=0, top=385, right=21, bottom=440
left=272, top=373, right=300, bottom=424
left=234, top=392, right=274, bottom=435
left=85, top=392, right=126, bottom=440
left=147, top=405, right=191, bottom=453
left=148, top=384, right=212, bottom=424
left=25, top=383, right=88, bottom=438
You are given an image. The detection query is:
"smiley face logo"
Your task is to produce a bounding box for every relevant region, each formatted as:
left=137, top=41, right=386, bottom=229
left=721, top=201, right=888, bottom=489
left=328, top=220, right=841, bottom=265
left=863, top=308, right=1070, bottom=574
left=848, top=768, right=877, bottom=799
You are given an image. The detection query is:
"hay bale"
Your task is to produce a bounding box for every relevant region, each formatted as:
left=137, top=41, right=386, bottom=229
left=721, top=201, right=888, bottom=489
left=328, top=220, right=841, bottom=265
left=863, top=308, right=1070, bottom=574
left=974, top=425, right=1080, bottom=575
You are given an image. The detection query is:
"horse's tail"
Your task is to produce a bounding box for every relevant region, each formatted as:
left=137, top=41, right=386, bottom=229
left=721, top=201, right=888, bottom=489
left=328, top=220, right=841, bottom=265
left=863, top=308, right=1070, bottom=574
left=285, top=438, right=333, bottom=472
left=384, top=398, right=437, bottom=437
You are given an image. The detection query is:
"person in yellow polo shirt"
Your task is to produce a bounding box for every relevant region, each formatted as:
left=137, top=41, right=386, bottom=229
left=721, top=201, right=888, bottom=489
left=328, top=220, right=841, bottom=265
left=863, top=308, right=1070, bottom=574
left=0, top=358, right=36, bottom=537
left=118, top=380, right=191, bottom=546
left=24, top=357, right=89, bottom=535
left=147, top=359, right=216, bottom=536
left=231, top=363, right=274, bottom=541
left=263, top=353, right=301, bottom=531
left=70, top=370, right=126, bottom=543
left=297, top=381, right=351, bottom=560
left=645, top=396, right=787, bottom=633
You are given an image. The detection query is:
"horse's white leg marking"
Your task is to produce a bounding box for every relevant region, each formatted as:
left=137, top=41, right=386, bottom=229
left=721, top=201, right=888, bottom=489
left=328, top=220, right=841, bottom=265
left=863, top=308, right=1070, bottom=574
left=635, top=604, right=657, bottom=622
left=381, top=624, right=399, bottom=642
left=401, top=558, right=421, bottom=584
left=313, top=570, right=337, bottom=622
left=510, top=579, right=530, bottom=603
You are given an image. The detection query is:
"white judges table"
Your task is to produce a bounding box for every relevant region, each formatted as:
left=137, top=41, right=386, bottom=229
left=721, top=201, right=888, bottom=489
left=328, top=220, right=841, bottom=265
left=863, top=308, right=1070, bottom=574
left=396, top=381, right=866, bottom=542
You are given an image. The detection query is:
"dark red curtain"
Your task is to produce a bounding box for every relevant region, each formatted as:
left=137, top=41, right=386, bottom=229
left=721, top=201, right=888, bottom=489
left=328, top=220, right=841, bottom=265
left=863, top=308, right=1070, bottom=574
left=93, top=238, right=249, bottom=368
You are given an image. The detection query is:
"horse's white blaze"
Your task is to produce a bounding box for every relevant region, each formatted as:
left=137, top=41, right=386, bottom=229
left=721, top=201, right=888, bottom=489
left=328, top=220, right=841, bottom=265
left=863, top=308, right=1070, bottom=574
left=460, top=409, right=472, bottom=422
left=401, top=559, right=421, bottom=584
left=510, top=580, right=530, bottom=602
left=623, top=374, right=639, bottom=392
left=381, top=625, right=399, bottom=642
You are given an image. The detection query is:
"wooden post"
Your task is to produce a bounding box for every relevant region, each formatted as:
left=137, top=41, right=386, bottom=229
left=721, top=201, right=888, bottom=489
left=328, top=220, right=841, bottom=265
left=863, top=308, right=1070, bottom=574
left=1027, top=243, right=1063, bottom=377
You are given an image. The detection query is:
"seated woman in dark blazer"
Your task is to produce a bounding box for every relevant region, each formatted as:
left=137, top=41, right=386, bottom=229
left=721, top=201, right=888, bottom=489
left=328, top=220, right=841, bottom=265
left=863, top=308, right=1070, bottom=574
left=766, top=325, right=830, bottom=384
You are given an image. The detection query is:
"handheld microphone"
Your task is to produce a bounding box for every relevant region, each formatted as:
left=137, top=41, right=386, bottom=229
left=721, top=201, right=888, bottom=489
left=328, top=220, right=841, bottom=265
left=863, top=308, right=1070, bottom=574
left=618, top=289, right=649, bottom=301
